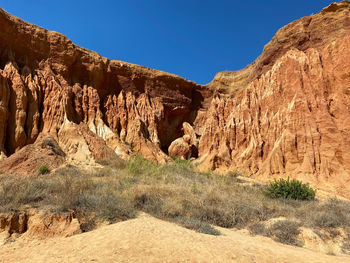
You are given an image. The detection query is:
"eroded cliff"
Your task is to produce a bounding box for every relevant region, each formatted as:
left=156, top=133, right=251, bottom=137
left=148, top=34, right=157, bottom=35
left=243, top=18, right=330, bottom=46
left=196, top=1, right=350, bottom=197
left=0, top=7, right=210, bottom=170
left=0, top=2, right=350, bottom=197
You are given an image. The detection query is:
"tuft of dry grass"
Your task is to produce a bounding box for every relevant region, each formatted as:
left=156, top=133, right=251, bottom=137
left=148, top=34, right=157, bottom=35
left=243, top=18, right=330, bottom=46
left=342, top=234, right=350, bottom=254
left=267, top=220, right=303, bottom=247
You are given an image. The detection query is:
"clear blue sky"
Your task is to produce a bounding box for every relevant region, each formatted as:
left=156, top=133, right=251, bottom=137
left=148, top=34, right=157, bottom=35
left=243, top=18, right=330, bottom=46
left=1, top=0, right=335, bottom=84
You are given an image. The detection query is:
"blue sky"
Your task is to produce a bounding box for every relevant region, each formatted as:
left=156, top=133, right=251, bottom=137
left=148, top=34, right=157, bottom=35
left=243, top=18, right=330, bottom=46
left=1, top=0, right=335, bottom=84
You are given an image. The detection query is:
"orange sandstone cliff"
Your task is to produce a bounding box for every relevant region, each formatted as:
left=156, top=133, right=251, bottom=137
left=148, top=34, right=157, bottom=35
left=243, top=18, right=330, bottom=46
left=0, top=2, right=350, bottom=197
left=0, top=7, right=210, bottom=172
left=196, top=1, right=350, bottom=197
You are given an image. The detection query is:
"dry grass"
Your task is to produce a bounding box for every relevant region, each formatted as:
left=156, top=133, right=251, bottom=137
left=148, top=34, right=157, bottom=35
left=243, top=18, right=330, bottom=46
left=1, top=155, right=350, bottom=242
left=0, top=167, right=136, bottom=227
left=248, top=220, right=302, bottom=246
left=267, top=220, right=303, bottom=246
left=342, top=234, right=350, bottom=254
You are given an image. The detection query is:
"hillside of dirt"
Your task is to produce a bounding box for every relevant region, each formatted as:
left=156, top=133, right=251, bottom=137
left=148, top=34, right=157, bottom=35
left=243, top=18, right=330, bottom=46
left=1, top=214, right=349, bottom=263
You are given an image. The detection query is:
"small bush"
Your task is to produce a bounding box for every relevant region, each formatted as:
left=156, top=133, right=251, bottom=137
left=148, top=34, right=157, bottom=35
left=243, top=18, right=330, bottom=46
left=175, top=216, right=221, bottom=236
left=38, top=165, right=50, bottom=175
left=267, top=220, right=303, bottom=246
left=198, top=222, right=221, bottom=236
left=226, top=171, right=243, bottom=178
left=248, top=222, right=267, bottom=236
left=133, top=191, right=164, bottom=214
left=97, top=195, right=137, bottom=222
left=312, top=212, right=343, bottom=228
left=265, top=178, right=316, bottom=200
left=90, top=167, right=114, bottom=177
left=79, top=216, right=97, bottom=232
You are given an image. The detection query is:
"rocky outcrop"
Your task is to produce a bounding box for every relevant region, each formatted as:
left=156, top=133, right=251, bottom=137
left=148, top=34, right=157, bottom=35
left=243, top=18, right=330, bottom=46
left=168, top=122, right=198, bottom=159
left=0, top=8, right=208, bottom=167
left=0, top=137, right=66, bottom=175
left=194, top=2, right=350, bottom=197
left=0, top=211, right=81, bottom=240
left=0, top=212, right=28, bottom=235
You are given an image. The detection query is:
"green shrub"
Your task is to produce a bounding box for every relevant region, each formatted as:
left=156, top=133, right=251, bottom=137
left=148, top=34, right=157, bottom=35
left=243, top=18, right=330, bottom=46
left=265, top=178, right=316, bottom=200
left=38, top=165, right=50, bottom=175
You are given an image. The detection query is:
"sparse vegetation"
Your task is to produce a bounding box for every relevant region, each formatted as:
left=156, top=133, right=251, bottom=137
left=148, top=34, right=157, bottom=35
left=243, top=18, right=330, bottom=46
left=342, top=234, right=350, bottom=254
left=267, top=220, right=303, bottom=246
left=265, top=178, right=316, bottom=200
left=1, top=156, right=350, bottom=244
left=38, top=165, right=50, bottom=175
left=248, top=222, right=267, bottom=236
left=96, top=157, right=126, bottom=170
left=308, top=199, right=350, bottom=228
left=174, top=216, right=221, bottom=236
left=248, top=220, right=303, bottom=246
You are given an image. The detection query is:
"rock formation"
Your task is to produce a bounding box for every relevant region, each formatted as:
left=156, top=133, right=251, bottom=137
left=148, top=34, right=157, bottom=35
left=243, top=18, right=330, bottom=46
left=0, top=2, right=350, bottom=197
left=0, top=210, right=81, bottom=239
left=195, top=1, right=350, bottom=197
left=168, top=122, right=198, bottom=160
left=0, top=7, right=209, bottom=169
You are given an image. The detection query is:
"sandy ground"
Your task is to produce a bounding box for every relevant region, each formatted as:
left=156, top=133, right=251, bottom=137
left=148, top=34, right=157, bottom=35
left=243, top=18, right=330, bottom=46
left=0, top=214, right=348, bottom=263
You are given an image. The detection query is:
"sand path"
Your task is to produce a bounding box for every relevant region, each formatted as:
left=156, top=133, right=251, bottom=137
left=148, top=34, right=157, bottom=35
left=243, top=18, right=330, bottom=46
left=0, top=214, right=348, bottom=263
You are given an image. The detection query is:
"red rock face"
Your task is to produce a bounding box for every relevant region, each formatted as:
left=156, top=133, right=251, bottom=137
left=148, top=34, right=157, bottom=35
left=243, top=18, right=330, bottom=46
left=0, top=2, right=350, bottom=197
left=195, top=2, right=350, bottom=197
left=0, top=8, right=208, bottom=165
left=206, top=1, right=350, bottom=96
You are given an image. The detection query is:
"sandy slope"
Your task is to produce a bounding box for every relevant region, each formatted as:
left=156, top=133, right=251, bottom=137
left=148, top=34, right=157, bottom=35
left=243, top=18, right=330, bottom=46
left=0, top=214, right=348, bottom=263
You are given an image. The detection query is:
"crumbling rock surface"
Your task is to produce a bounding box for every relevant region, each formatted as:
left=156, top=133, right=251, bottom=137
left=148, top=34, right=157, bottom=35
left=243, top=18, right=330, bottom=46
left=191, top=1, right=350, bottom=197
left=0, top=7, right=208, bottom=166
left=0, top=211, right=81, bottom=241
left=197, top=34, right=350, bottom=197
